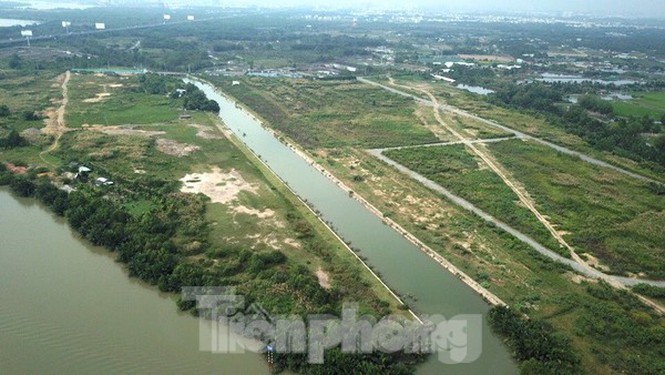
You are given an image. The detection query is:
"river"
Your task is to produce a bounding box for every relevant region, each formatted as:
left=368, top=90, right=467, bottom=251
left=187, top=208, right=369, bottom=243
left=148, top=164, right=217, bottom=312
left=0, top=189, right=269, bottom=374
left=189, top=79, right=517, bottom=374
left=0, top=77, right=516, bottom=374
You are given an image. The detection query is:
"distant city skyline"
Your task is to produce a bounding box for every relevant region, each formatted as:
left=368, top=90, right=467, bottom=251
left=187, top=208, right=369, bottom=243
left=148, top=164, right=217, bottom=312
left=148, top=0, right=665, bottom=17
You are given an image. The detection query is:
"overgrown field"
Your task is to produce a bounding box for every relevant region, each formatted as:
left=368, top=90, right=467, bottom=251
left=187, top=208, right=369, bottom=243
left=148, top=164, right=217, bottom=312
left=210, top=76, right=439, bottom=149
left=1, top=71, right=421, bottom=373
left=385, top=139, right=665, bottom=278
left=319, top=146, right=665, bottom=375
left=613, top=91, right=665, bottom=118
left=384, top=144, right=565, bottom=254
left=380, top=74, right=665, bottom=182
left=488, top=139, right=665, bottom=279
left=65, top=73, right=181, bottom=127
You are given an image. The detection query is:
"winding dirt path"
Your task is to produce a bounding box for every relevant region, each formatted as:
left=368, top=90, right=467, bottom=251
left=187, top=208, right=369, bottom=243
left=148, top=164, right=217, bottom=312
left=377, top=77, right=665, bottom=314
left=362, top=77, right=662, bottom=185
left=388, top=78, right=576, bottom=254
left=40, top=71, right=71, bottom=166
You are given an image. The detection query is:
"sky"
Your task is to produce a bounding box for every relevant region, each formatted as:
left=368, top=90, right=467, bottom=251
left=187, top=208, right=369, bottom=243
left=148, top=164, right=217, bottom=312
left=174, top=0, right=665, bottom=17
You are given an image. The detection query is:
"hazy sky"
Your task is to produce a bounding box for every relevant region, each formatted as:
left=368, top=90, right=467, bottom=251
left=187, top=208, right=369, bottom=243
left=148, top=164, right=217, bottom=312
left=195, top=0, right=665, bottom=17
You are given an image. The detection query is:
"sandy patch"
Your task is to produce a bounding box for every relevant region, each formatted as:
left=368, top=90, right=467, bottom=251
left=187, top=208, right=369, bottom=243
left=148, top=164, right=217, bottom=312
left=284, top=238, right=302, bottom=249
left=565, top=272, right=597, bottom=285
left=83, top=92, right=111, bottom=103
left=134, top=169, right=146, bottom=174
left=316, top=267, right=332, bottom=289
left=179, top=167, right=258, bottom=204
left=584, top=254, right=611, bottom=272
left=156, top=138, right=200, bottom=157
left=89, top=125, right=165, bottom=137
left=189, top=123, right=222, bottom=139
left=233, top=205, right=275, bottom=218
left=109, top=84, right=124, bottom=88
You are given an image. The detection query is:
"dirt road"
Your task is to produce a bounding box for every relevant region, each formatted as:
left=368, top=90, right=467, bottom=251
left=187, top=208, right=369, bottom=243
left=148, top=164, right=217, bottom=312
left=366, top=77, right=665, bottom=313
left=359, top=77, right=662, bottom=185
left=40, top=71, right=71, bottom=165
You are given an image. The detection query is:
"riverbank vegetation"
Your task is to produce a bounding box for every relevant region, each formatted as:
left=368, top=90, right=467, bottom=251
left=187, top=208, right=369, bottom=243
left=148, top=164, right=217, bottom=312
left=225, top=74, right=665, bottom=373
left=0, top=71, right=424, bottom=373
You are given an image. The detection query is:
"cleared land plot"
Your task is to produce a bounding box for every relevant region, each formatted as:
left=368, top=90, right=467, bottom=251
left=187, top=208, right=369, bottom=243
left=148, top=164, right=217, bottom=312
left=613, top=92, right=665, bottom=118
left=319, top=147, right=665, bottom=375
left=488, top=139, right=665, bottom=279
left=379, top=75, right=665, bottom=181
left=384, top=144, right=564, bottom=254
left=40, top=74, right=402, bottom=316
left=214, top=77, right=439, bottom=149
left=65, top=73, right=180, bottom=127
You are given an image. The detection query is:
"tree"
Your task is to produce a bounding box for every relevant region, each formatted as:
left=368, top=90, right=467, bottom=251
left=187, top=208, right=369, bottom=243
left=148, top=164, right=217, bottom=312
left=8, top=54, right=22, bottom=69
left=22, top=111, right=41, bottom=121
left=1, top=130, right=26, bottom=149
left=0, top=104, right=9, bottom=117
left=9, top=175, right=35, bottom=197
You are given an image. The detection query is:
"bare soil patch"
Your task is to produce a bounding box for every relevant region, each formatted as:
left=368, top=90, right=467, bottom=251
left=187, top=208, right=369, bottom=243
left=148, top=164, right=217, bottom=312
left=4, top=162, right=28, bottom=174
left=233, top=205, right=275, bottom=218
left=88, top=124, right=165, bottom=137
left=83, top=92, right=111, bottom=103
left=179, top=167, right=258, bottom=204
left=156, top=138, right=200, bottom=157
left=316, top=267, right=332, bottom=289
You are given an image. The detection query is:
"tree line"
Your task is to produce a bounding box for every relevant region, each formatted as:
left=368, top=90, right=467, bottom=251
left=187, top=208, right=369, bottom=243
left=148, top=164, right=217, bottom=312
left=488, top=82, right=665, bottom=169
left=0, top=169, right=425, bottom=374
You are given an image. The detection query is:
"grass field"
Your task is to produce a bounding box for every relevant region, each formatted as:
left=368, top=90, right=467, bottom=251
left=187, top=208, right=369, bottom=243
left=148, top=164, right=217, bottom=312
left=0, top=71, right=61, bottom=133
left=1, top=71, right=406, bottom=318
left=384, top=144, right=565, bottom=254
left=65, top=73, right=181, bottom=127
left=379, top=74, right=665, bottom=182
left=385, top=139, right=665, bottom=278
left=211, top=76, right=439, bottom=149
left=613, top=92, right=665, bottom=118
left=488, top=139, right=665, bottom=279
left=317, top=146, right=665, bottom=375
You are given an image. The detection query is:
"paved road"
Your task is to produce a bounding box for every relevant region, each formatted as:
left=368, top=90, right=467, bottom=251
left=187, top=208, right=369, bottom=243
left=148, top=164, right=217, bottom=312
left=369, top=149, right=665, bottom=288
left=359, top=77, right=662, bottom=185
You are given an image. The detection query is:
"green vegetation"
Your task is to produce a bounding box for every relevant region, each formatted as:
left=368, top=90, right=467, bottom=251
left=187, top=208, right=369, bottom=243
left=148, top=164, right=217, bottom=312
left=613, top=92, right=665, bottom=118
left=322, top=147, right=665, bottom=375
left=384, top=144, right=565, bottom=254
left=489, top=82, right=665, bottom=170
left=488, top=306, right=582, bottom=374
left=488, top=139, right=665, bottom=278
left=0, top=130, right=27, bottom=149
left=578, top=94, right=614, bottom=116
left=633, top=284, right=665, bottom=305
left=0, top=71, right=423, bottom=374
left=211, top=77, right=438, bottom=149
